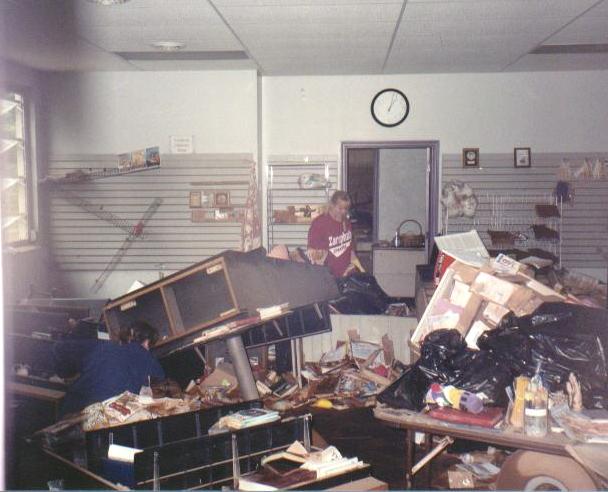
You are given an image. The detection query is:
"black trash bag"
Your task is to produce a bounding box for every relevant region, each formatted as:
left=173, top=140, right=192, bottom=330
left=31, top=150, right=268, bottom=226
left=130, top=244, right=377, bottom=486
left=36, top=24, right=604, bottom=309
left=378, top=329, right=513, bottom=409
left=377, top=364, right=429, bottom=411
left=332, top=272, right=391, bottom=314
left=416, top=329, right=467, bottom=382
left=378, top=330, right=463, bottom=410
left=417, top=329, right=512, bottom=406
left=446, top=350, right=513, bottom=406
left=478, top=302, right=608, bottom=409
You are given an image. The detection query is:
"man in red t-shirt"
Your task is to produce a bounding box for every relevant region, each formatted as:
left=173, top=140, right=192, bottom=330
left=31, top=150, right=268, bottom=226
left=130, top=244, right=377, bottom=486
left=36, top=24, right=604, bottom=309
left=307, top=190, right=360, bottom=277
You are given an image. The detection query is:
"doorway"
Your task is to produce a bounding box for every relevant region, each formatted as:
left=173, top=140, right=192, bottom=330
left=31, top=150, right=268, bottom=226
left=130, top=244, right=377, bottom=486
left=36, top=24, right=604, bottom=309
left=341, top=141, right=440, bottom=273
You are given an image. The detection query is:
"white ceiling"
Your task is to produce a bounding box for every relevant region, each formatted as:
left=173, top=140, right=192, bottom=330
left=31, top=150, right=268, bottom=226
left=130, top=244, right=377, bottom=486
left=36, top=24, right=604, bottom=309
left=1, top=0, right=608, bottom=75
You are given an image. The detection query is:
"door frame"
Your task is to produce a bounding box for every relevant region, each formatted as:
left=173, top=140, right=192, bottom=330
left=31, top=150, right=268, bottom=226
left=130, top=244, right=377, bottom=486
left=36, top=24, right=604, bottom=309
left=341, top=140, right=440, bottom=256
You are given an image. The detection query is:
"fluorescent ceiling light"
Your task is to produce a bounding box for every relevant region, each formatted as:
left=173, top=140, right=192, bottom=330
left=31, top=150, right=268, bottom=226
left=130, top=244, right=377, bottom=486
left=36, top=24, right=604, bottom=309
left=87, top=0, right=130, bottom=5
left=117, top=50, right=248, bottom=61
left=531, top=43, right=608, bottom=55
left=151, top=41, right=186, bottom=52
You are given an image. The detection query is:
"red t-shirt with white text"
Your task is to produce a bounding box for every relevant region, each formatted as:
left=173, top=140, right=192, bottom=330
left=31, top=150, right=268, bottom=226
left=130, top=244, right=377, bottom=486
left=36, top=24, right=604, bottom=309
left=307, top=214, right=352, bottom=277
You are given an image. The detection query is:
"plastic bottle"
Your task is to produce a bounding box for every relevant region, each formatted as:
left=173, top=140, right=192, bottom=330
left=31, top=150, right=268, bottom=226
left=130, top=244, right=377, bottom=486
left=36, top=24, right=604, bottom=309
left=524, top=363, right=548, bottom=437
left=393, top=231, right=401, bottom=248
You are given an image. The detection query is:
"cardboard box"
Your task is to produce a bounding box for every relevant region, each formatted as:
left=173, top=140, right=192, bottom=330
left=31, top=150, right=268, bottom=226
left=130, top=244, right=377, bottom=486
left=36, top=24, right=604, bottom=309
left=410, top=257, right=565, bottom=355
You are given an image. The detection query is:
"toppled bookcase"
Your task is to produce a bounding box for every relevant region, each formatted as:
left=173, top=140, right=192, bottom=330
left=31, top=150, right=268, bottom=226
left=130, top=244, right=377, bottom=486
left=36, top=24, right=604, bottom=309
left=103, top=248, right=338, bottom=349
left=103, top=247, right=340, bottom=400
left=84, top=401, right=314, bottom=489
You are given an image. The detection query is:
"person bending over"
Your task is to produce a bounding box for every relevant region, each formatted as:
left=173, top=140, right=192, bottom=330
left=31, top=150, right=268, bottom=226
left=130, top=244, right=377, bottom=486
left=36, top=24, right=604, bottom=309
left=58, top=320, right=164, bottom=416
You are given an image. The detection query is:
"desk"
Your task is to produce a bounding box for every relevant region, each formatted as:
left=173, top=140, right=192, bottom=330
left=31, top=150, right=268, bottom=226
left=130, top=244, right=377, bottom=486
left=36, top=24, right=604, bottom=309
left=374, top=406, right=571, bottom=489
left=8, top=381, right=65, bottom=421
left=8, top=381, right=66, bottom=402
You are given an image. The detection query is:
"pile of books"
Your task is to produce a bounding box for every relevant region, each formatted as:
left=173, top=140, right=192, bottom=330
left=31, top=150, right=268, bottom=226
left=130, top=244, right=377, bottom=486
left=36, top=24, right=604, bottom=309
left=219, top=408, right=280, bottom=430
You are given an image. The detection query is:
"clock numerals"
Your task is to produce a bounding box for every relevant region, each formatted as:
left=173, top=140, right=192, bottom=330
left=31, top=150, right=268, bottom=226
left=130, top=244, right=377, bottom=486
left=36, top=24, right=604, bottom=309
left=371, top=88, right=410, bottom=127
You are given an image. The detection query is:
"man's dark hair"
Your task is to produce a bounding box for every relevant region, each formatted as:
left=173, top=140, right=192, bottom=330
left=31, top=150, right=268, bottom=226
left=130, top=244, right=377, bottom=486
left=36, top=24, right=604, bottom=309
left=129, top=320, right=159, bottom=347
left=330, top=190, right=351, bottom=205
left=117, top=324, right=132, bottom=344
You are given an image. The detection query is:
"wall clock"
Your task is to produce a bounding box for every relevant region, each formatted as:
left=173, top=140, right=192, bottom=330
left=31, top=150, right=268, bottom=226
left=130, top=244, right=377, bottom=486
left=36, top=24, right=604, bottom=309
left=371, top=88, right=410, bottom=127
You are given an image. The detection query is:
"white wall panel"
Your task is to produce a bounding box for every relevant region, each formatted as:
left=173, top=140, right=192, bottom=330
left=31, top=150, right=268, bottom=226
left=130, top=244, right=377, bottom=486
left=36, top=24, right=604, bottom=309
left=442, top=152, right=608, bottom=269
left=48, top=153, right=256, bottom=297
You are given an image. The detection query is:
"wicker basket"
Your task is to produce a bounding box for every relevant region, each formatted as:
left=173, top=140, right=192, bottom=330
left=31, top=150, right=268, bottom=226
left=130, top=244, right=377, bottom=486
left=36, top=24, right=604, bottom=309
left=487, top=230, right=517, bottom=246
left=397, top=219, right=425, bottom=248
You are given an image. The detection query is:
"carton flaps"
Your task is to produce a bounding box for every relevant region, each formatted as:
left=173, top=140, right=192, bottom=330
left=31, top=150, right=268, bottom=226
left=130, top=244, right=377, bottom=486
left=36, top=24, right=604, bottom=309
left=434, top=230, right=490, bottom=267
left=411, top=256, right=566, bottom=351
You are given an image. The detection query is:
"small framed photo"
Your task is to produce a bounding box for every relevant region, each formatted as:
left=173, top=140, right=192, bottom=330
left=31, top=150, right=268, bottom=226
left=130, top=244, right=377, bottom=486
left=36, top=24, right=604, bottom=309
left=213, top=191, right=231, bottom=208
left=118, top=152, right=132, bottom=169
left=145, top=146, right=160, bottom=168
left=131, top=149, right=146, bottom=169
left=462, top=148, right=480, bottom=168
left=514, top=147, right=531, bottom=168
left=189, top=191, right=202, bottom=209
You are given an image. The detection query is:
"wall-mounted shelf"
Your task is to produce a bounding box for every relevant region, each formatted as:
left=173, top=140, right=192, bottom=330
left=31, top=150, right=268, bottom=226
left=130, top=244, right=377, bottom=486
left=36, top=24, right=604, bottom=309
left=478, top=193, right=563, bottom=267
left=267, top=162, right=333, bottom=249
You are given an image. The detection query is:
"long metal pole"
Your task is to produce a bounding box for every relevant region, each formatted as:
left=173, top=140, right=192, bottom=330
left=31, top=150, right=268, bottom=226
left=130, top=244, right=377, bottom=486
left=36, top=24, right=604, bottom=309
left=226, top=334, right=259, bottom=401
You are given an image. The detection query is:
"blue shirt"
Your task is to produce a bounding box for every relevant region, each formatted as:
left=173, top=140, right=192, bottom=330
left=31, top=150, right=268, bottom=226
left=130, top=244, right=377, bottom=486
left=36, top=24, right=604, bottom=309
left=58, top=341, right=165, bottom=416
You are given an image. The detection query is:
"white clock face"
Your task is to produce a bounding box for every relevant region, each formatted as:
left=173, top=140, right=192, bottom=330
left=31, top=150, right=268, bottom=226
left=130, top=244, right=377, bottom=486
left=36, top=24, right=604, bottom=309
left=371, top=89, right=409, bottom=127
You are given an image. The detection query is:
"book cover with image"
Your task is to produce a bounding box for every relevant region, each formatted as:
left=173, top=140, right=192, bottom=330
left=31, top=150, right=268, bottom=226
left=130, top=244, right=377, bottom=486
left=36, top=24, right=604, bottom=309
left=145, top=146, right=160, bottom=167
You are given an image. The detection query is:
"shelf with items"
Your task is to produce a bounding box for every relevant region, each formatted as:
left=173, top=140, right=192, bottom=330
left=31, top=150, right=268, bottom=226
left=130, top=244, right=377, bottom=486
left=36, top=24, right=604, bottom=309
left=267, top=162, right=334, bottom=249
left=474, top=193, right=563, bottom=267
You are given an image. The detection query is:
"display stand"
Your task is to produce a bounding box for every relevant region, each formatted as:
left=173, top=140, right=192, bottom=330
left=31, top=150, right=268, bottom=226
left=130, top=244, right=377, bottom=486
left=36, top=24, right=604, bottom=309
left=477, top=193, right=563, bottom=267
left=267, top=162, right=332, bottom=250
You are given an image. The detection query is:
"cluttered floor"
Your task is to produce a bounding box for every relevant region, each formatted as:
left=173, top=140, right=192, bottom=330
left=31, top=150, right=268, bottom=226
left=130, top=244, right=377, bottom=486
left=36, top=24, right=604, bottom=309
left=6, top=235, right=608, bottom=490
left=11, top=403, right=514, bottom=490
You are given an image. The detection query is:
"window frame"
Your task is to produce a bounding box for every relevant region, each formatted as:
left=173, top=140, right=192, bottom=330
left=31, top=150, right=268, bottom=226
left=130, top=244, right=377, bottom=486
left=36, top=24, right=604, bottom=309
left=1, top=85, right=38, bottom=247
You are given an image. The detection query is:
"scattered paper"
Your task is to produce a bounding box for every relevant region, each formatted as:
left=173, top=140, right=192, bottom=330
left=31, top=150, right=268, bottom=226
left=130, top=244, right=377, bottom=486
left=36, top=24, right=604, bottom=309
left=434, top=230, right=490, bottom=268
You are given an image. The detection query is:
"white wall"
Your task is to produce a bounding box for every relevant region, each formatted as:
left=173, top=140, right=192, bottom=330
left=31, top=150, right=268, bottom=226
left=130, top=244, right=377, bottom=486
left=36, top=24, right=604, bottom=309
left=42, top=70, right=260, bottom=297
left=45, top=70, right=259, bottom=155
left=262, top=71, right=608, bottom=281
left=41, top=69, right=608, bottom=296
left=262, top=71, right=608, bottom=157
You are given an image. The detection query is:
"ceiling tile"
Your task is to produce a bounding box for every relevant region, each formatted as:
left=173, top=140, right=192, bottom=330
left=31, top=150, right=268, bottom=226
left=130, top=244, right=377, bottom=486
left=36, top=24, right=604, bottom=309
left=215, top=3, right=403, bottom=25
left=80, top=26, right=242, bottom=52
left=0, top=0, right=133, bottom=71
left=543, top=0, right=608, bottom=45
left=74, top=0, right=223, bottom=27
left=214, top=2, right=402, bottom=74
left=3, top=0, right=608, bottom=74
left=212, top=0, right=402, bottom=6
left=387, top=0, right=602, bottom=74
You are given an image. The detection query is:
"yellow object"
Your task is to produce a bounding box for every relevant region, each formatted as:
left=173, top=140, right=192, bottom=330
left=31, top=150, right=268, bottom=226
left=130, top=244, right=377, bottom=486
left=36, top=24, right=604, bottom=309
left=511, top=376, right=530, bottom=428
left=444, top=386, right=463, bottom=409
left=352, top=257, right=365, bottom=273
left=314, top=398, right=333, bottom=409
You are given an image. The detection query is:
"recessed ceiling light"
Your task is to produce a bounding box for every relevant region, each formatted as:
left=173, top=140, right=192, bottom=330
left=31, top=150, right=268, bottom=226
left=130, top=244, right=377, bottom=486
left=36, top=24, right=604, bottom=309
left=151, top=41, right=186, bottom=52
left=87, top=0, right=130, bottom=5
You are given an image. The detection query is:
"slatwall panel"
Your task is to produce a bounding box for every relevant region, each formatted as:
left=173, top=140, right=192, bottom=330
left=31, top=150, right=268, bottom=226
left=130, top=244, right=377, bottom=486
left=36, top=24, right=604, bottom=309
left=442, top=153, right=608, bottom=268
left=48, top=153, right=254, bottom=272
left=266, top=155, right=339, bottom=250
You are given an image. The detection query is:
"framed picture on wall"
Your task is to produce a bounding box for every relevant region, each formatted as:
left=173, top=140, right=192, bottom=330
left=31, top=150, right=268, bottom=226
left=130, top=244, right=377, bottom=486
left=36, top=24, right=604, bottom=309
left=189, top=191, right=202, bottom=208
left=514, top=147, right=531, bottom=168
left=213, top=191, right=231, bottom=208
left=462, top=148, right=480, bottom=168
